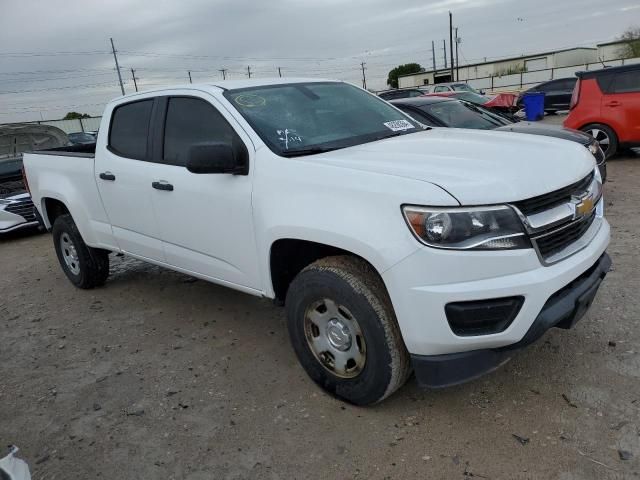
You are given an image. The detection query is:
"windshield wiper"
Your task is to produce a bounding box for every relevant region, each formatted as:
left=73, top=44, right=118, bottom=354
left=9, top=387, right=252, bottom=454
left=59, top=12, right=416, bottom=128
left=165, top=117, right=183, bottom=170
left=279, top=146, right=341, bottom=157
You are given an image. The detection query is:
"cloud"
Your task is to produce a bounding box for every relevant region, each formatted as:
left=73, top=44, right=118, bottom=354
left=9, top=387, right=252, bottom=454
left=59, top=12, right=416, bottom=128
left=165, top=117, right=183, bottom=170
left=0, top=0, right=636, bottom=121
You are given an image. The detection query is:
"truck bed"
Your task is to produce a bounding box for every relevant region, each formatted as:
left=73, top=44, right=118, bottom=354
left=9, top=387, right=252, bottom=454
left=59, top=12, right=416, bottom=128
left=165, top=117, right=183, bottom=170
left=32, top=143, right=96, bottom=158
left=23, top=145, right=110, bottom=245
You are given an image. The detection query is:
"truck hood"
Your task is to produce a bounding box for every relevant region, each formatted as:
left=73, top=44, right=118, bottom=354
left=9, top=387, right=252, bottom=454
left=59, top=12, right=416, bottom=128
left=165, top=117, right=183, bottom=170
left=307, top=128, right=595, bottom=205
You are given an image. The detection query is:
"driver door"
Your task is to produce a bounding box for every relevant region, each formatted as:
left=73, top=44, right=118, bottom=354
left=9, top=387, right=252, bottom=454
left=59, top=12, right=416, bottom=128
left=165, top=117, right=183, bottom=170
left=148, top=93, right=261, bottom=291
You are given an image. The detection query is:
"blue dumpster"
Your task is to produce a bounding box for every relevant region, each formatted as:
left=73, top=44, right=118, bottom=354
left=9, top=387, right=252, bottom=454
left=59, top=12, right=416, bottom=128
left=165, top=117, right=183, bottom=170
left=522, top=92, right=545, bottom=121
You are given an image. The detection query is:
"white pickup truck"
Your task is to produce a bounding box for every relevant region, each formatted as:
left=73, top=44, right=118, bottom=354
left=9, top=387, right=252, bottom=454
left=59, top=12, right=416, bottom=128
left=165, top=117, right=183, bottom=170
left=23, top=79, right=610, bottom=405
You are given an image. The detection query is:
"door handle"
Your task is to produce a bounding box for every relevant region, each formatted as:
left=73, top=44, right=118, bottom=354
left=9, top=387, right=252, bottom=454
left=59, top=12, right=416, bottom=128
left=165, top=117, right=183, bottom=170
left=152, top=181, right=174, bottom=191
left=605, top=101, right=621, bottom=107
left=99, top=172, right=116, bottom=181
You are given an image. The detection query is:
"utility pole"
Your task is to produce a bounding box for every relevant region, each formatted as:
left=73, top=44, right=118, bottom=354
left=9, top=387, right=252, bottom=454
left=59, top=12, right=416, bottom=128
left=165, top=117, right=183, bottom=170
left=442, top=39, right=447, bottom=69
left=130, top=68, right=138, bottom=92
left=431, top=40, right=436, bottom=72
left=278, top=67, right=282, bottom=78
left=455, top=28, right=460, bottom=81
left=247, top=66, right=251, bottom=78
left=449, top=12, right=454, bottom=81
left=219, top=68, right=227, bottom=80
left=188, top=71, right=192, bottom=84
left=110, top=37, right=125, bottom=96
left=360, top=62, right=367, bottom=90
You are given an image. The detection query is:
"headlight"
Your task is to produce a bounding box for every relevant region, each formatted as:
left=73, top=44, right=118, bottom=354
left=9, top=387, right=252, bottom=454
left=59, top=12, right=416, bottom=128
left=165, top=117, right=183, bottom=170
left=402, top=205, right=530, bottom=250
left=588, top=141, right=600, bottom=157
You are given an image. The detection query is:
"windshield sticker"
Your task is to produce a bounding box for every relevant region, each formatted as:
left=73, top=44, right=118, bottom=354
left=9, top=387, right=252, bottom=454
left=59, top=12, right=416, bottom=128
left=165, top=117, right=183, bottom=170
left=277, top=129, right=302, bottom=150
left=233, top=94, right=266, bottom=107
left=383, top=119, right=415, bottom=132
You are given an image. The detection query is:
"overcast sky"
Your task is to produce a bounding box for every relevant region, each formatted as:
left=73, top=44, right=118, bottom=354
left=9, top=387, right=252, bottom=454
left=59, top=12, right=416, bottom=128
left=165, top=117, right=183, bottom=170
left=1, top=0, right=638, bottom=123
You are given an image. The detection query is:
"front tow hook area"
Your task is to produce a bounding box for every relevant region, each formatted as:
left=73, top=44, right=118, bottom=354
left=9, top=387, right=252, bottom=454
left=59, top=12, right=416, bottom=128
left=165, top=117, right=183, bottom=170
left=411, top=252, right=612, bottom=388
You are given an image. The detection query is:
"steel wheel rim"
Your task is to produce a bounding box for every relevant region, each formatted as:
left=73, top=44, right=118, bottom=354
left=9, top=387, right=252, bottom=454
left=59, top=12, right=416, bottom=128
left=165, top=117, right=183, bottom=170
left=304, top=298, right=366, bottom=379
left=60, top=232, right=80, bottom=275
left=587, top=128, right=610, bottom=153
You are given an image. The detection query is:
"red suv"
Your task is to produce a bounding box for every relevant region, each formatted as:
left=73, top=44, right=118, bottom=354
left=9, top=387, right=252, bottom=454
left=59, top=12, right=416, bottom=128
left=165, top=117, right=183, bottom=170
left=564, top=64, right=640, bottom=158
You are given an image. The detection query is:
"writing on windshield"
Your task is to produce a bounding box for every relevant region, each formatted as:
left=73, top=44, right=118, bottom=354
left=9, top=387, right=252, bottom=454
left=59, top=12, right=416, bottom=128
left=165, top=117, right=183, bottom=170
left=225, top=82, right=420, bottom=156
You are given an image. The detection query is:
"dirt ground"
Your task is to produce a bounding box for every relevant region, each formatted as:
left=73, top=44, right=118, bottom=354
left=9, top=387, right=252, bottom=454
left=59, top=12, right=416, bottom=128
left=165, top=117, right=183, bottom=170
left=1, top=141, right=639, bottom=479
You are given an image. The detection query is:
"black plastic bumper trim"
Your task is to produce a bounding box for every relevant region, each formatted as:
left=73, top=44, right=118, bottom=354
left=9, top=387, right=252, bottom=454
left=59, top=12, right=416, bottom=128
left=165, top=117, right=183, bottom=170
left=411, top=252, right=611, bottom=389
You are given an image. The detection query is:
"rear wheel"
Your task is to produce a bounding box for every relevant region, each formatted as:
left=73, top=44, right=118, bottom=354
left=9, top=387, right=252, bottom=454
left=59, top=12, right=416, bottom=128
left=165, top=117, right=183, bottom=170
left=52, top=214, right=110, bottom=289
left=582, top=123, right=618, bottom=159
left=285, top=256, right=411, bottom=405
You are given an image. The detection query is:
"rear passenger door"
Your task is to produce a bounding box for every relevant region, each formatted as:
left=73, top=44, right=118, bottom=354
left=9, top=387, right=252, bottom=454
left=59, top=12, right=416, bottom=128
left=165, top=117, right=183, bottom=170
left=600, top=69, right=640, bottom=143
left=540, top=79, right=575, bottom=110
left=95, top=98, right=165, bottom=261
left=149, top=93, right=261, bottom=291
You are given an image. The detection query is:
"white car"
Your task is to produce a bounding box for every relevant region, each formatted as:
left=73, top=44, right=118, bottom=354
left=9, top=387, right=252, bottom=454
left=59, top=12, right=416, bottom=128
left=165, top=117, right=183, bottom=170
left=422, top=82, right=482, bottom=94
left=0, top=124, right=67, bottom=233
left=23, top=78, right=610, bottom=405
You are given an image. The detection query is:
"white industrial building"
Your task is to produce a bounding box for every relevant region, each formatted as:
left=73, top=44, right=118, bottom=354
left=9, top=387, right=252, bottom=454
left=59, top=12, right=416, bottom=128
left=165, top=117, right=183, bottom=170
left=397, top=42, right=640, bottom=92
left=597, top=40, right=635, bottom=61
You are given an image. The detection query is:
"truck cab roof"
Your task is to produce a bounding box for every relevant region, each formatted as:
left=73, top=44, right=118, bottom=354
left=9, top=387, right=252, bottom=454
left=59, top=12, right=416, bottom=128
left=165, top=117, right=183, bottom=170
left=111, top=77, right=339, bottom=102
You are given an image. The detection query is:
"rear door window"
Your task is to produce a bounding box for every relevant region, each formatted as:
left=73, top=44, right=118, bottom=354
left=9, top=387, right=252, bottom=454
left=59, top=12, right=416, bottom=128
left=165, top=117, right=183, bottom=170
left=163, top=97, right=238, bottom=167
left=108, top=100, right=153, bottom=160
left=610, top=70, right=640, bottom=94
left=538, top=81, right=558, bottom=92
left=557, top=79, right=576, bottom=90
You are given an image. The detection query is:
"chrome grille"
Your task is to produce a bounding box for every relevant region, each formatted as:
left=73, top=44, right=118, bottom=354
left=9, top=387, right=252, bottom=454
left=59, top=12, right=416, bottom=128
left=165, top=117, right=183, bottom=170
left=532, top=212, right=596, bottom=259
left=514, top=172, right=594, bottom=216
left=5, top=198, right=37, bottom=222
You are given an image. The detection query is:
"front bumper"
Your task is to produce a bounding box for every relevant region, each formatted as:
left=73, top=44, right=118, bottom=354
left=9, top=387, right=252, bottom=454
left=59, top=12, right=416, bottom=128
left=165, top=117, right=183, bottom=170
left=0, top=194, right=41, bottom=233
left=382, top=216, right=609, bottom=356
left=411, top=252, right=611, bottom=387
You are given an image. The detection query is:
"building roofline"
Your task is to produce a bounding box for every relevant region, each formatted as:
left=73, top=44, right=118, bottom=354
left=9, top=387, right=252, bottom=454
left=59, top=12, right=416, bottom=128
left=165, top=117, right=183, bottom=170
left=397, top=47, right=598, bottom=78
left=596, top=39, right=632, bottom=47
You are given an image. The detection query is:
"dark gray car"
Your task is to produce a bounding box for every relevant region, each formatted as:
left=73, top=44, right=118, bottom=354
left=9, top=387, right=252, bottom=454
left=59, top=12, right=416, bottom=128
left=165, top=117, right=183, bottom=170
left=391, top=96, right=606, bottom=181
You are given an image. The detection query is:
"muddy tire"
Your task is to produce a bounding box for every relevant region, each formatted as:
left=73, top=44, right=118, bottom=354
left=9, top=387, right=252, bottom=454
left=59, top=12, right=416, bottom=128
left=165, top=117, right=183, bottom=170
left=52, top=214, right=110, bottom=289
left=285, top=255, right=411, bottom=405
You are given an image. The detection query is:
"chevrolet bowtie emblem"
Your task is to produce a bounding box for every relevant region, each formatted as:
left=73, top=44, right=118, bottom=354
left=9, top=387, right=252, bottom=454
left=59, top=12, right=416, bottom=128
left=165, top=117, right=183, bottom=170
left=574, top=195, right=594, bottom=219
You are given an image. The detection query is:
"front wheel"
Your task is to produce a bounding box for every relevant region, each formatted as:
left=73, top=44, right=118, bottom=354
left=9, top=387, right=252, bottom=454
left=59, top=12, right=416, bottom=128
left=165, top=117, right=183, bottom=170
left=285, top=256, right=411, bottom=405
left=582, top=123, right=618, bottom=159
left=52, top=214, right=110, bottom=289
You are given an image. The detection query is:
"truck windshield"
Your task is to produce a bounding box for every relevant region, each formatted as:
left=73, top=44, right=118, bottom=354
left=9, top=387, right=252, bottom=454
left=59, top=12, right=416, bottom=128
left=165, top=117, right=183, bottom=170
left=225, top=82, right=422, bottom=157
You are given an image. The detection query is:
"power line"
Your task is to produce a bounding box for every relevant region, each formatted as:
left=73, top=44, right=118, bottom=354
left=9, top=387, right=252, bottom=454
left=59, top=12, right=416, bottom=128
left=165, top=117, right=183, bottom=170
left=0, top=81, right=121, bottom=95
left=0, top=68, right=115, bottom=76
left=0, top=50, right=110, bottom=57
left=0, top=71, right=116, bottom=83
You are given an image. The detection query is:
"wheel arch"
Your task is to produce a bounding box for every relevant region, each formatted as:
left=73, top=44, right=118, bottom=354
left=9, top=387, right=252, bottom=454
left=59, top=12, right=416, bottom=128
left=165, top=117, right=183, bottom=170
left=269, top=238, right=391, bottom=303
left=41, top=197, right=70, bottom=229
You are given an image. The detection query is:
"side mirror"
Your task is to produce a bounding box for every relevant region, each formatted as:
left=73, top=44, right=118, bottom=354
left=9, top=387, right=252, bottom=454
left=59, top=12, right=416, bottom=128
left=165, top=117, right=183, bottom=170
left=186, top=142, right=248, bottom=175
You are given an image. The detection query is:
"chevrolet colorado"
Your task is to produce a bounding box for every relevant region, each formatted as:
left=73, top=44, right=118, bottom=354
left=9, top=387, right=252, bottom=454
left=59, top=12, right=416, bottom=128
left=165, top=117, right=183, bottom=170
left=23, top=79, right=610, bottom=405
